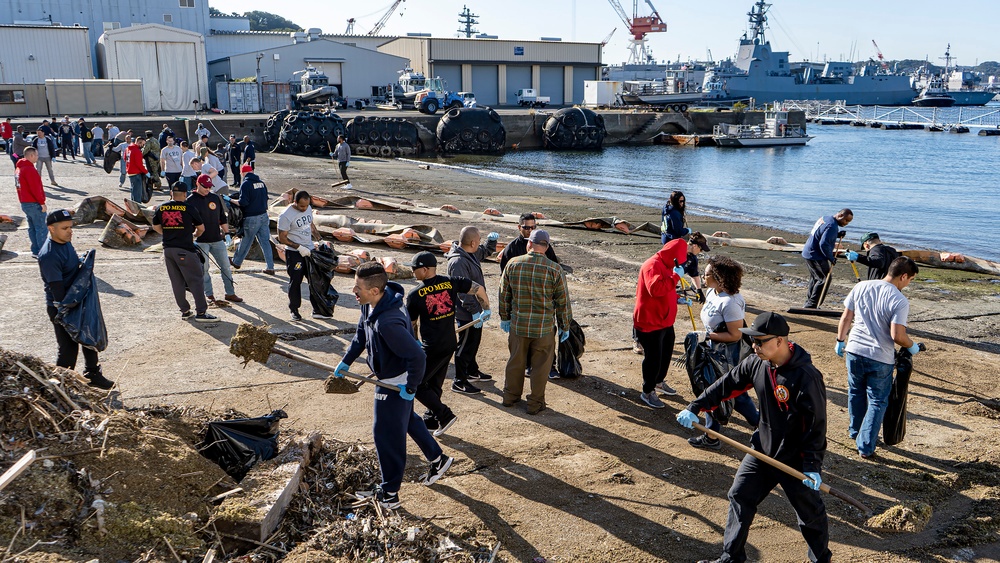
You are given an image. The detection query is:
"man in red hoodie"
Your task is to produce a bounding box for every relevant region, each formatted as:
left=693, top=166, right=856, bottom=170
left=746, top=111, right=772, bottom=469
left=125, top=137, right=149, bottom=203
left=15, top=147, right=47, bottom=257
left=633, top=238, right=688, bottom=409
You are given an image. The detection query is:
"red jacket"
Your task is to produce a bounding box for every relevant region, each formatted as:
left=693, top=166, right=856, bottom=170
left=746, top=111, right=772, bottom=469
left=633, top=238, right=688, bottom=332
left=125, top=143, right=147, bottom=175
left=15, top=158, right=44, bottom=205
left=0, top=122, right=11, bottom=140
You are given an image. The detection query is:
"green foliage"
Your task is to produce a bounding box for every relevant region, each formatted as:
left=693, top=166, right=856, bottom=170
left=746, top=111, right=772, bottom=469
left=243, top=10, right=302, bottom=32
left=731, top=101, right=748, bottom=112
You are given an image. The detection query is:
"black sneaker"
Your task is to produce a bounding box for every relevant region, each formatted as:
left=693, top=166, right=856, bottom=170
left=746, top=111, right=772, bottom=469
left=85, top=371, right=115, bottom=390
left=311, top=312, right=333, bottom=320
left=688, top=435, right=722, bottom=451
left=181, top=310, right=194, bottom=320
left=194, top=313, right=219, bottom=323
left=421, top=455, right=454, bottom=485
left=548, top=370, right=562, bottom=380
left=466, top=371, right=493, bottom=382
left=451, top=381, right=481, bottom=395
left=433, top=411, right=458, bottom=437
left=290, top=311, right=303, bottom=322
left=422, top=416, right=440, bottom=431
left=354, top=486, right=401, bottom=509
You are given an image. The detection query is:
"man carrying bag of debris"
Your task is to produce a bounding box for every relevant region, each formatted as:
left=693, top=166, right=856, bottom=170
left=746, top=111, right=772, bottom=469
left=333, top=262, right=454, bottom=510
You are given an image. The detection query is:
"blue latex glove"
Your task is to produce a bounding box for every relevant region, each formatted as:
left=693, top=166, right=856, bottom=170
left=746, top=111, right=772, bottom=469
left=682, top=227, right=692, bottom=236
left=487, top=231, right=500, bottom=241
left=907, top=343, right=921, bottom=356
left=500, top=320, right=511, bottom=333
left=225, top=234, right=232, bottom=246
left=559, top=329, right=571, bottom=343
left=676, top=409, right=699, bottom=429
left=334, top=361, right=350, bottom=378
left=159, top=171, right=165, bottom=178
left=835, top=340, right=846, bottom=357
left=803, top=472, right=822, bottom=491
left=145, top=172, right=151, bottom=178
left=222, top=194, right=231, bottom=203
left=474, top=309, right=491, bottom=328
left=677, top=297, right=692, bottom=307
left=672, top=266, right=685, bottom=278
left=846, top=250, right=859, bottom=261
left=329, top=152, right=335, bottom=158
left=398, top=385, right=415, bottom=401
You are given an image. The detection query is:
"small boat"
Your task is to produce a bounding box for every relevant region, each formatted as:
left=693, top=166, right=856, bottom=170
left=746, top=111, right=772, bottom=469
left=712, top=111, right=813, bottom=147
left=912, top=76, right=955, bottom=107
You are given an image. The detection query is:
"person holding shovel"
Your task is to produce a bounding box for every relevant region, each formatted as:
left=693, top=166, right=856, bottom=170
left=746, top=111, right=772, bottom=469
left=835, top=256, right=921, bottom=459
left=846, top=232, right=900, bottom=281
left=801, top=208, right=853, bottom=308
left=677, top=312, right=831, bottom=563
left=333, top=262, right=454, bottom=510
left=406, top=251, right=491, bottom=434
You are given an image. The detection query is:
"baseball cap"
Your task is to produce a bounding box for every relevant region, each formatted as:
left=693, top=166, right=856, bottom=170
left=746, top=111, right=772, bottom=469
left=170, top=181, right=188, bottom=193
left=689, top=231, right=710, bottom=252
left=240, top=164, right=254, bottom=173
left=196, top=174, right=213, bottom=189
left=528, top=229, right=550, bottom=245
left=740, top=312, right=790, bottom=337
left=860, top=232, right=879, bottom=245
left=409, top=251, right=437, bottom=269
left=46, top=209, right=73, bottom=225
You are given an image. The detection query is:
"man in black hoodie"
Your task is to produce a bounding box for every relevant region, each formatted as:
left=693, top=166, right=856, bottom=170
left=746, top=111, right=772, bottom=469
left=446, top=226, right=498, bottom=385
left=334, top=262, right=454, bottom=510
left=498, top=213, right=558, bottom=272
left=677, top=312, right=830, bottom=563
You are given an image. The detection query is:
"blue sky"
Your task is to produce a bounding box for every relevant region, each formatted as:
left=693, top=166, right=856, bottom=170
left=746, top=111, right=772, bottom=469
left=212, top=0, right=1000, bottom=66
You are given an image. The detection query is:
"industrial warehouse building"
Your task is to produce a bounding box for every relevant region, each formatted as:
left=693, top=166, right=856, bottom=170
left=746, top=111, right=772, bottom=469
left=377, top=37, right=603, bottom=107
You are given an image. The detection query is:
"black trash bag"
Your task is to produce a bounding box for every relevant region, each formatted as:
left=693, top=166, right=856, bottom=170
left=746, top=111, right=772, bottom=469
left=102, top=147, right=120, bottom=174
left=56, top=250, right=108, bottom=352
left=199, top=409, right=288, bottom=482
left=305, top=245, right=340, bottom=318
left=226, top=201, right=245, bottom=238
left=557, top=319, right=586, bottom=378
left=883, top=347, right=914, bottom=446
left=141, top=175, right=152, bottom=204
left=684, top=332, right=733, bottom=424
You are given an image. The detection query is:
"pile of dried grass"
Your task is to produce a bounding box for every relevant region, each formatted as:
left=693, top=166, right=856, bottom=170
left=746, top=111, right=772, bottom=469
left=230, top=323, right=278, bottom=366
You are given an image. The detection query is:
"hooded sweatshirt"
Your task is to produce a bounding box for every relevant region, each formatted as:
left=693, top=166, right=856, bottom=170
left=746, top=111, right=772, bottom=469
left=236, top=172, right=269, bottom=216
left=633, top=239, right=687, bottom=332
left=660, top=204, right=685, bottom=241
left=342, top=282, right=426, bottom=390
left=688, top=342, right=827, bottom=473
left=445, top=238, right=497, bottom=322
left=15, top=158, right=44, bottom=204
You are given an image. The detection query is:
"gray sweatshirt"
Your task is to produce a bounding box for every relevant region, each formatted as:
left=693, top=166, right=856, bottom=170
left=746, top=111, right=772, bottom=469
left=445, top=239, right=497, bottom=321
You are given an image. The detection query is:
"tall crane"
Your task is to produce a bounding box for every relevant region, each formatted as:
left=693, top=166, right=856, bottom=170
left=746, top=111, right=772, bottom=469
left=606, top=0, right=667, bottom=64
left=600, top=27, right=617, bottom=47
left=345, top=18, right=356, bottom=34
left=871, top=40, right=889, bottom=73
left=369, top=0, right=405, bottom=36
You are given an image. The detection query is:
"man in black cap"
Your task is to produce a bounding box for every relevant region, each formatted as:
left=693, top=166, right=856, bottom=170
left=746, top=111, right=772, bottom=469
left=846, top=232, right=899, bottom=281
left=152, top=181, right=218, bottom=322
left=677, top=312, right=830, bottom=563
left=37, top=210, right=114, bottom=389
left=406, top=251, right=491, bottom=434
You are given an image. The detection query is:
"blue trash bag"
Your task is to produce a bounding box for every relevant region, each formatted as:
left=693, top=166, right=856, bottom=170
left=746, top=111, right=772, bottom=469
left=56, top=249, right=108, bottom=352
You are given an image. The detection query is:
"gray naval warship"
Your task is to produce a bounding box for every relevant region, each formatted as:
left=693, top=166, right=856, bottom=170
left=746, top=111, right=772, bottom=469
left=704, top=1, right=916, bottom=106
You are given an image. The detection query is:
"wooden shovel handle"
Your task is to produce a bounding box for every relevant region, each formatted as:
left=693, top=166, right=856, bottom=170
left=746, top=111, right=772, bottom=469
left=269, top=347, right=400, bottom=391
left=456, top=319, right=480, bottom=334
left=692, top=421, right=872, bottom=516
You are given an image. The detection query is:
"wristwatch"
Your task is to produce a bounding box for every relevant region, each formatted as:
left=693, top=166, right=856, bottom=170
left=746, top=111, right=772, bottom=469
left=405, top=387, right=415, bottom=395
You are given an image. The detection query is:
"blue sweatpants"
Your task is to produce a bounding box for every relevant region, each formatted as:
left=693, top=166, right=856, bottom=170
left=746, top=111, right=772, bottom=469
left=373, top=386, right=443, bottom=494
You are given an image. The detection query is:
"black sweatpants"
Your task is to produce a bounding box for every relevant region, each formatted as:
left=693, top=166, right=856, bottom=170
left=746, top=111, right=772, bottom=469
left=453, top=323, right=482, bottom=383
left=47, top=305, right=100, bottom=375
left=635, top=326, right=675, bottom=394
left=286, top=250, right=323, bottom=314
left=229, top=161, right=241, bottom=186
left=415, top=347, right=455, bottom=421
left=373, top=387, right=443, bottom=494
left=338, top=161, right=349, bottom=181
left=721, top=454, right=831, bottom=563
left=803, top=259, right=831, bottom=308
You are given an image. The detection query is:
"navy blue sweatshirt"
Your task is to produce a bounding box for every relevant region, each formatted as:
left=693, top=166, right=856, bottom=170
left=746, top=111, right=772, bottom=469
left=801, top=215, right=840, bottom=263
left=236, top=173, right=269, bottom=216
left=342, top=282, right=426, bottom=389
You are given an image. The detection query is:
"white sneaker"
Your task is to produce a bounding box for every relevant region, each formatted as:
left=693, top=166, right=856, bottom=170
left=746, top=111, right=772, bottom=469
left=344, top=183, right=353, bottom=190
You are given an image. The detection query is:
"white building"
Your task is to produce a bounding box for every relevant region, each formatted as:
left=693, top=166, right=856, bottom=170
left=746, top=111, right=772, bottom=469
left=0, top=24, right=92, bottom=83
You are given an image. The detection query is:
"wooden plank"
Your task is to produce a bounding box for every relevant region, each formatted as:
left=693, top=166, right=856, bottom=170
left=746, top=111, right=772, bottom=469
left=258, top=432, right=323, bottom=541
left=0, top=450, right=37, bottom=492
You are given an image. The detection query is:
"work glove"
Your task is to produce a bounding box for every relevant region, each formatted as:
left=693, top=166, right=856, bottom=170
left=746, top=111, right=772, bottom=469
left=838, top=230, right=847, bottom=238
left=487, top=231, right=500, bottom=241
left=673, top=266, right=686, bottom=278
left=846, top=250, right=859, bottom=261
left=803, top=472, right=822, bottom=491
left=224, top=234, right=232, bottom=246
left=835, top=340, right=846, bottom=357
left=676, top=409, right=699, bottom=429
left=334, top=362, right=350, bottom=378
left=222, top=195, right=231, bottom=203
left=559, top=329, right=571, bottom=343
left=329, top=152, right=335, bottom=158
left=682, top=227, right=692, bottom=236
left=696, top=288, right=706, bottom=304
left=907, top=342, right=922, bottom=356
left=145, top=172, right=151, bottom=178
left=677, top=297, right=692, bottom=307
left=474, top=309, right=491, bottom=328
left=160, top=171, right=165, bottom=178
left=297, top=246, right=311, bottom=257
left=500, top=320, right=511, bottom=333
left=398, top=385, right=416, bottom=401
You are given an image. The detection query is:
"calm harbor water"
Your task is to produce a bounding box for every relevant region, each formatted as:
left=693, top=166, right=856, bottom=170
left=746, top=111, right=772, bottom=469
left=441, top=123, right=1000, bottom=262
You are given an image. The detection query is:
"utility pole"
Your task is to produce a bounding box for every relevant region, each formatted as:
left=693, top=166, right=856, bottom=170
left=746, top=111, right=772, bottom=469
left=457, top=5, right=479, bottom=38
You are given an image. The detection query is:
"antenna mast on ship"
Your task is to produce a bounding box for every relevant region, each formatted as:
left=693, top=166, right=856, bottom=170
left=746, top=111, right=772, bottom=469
left=939, top=43, right=954, bottom=75
left=747, top=1, right=770, bottom=44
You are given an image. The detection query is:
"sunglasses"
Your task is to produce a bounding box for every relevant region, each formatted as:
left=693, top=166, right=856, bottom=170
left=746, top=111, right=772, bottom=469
left=519, top=224, right=535, bottom=230
left=752, top=336, right=777, bottom=347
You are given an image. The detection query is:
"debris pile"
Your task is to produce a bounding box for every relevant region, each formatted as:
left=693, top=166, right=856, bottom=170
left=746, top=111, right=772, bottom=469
left=865, top=502, right=933, bottom=532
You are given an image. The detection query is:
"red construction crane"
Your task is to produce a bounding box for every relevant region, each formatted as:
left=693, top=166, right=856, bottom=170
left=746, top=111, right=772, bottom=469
left=871, top=40, right=889, bottom=72
left=607, top=0, right=667, bottom=64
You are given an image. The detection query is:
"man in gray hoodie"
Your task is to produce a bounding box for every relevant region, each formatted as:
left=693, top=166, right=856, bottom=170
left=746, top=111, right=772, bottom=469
left=446, top=226, right=499, bottom=386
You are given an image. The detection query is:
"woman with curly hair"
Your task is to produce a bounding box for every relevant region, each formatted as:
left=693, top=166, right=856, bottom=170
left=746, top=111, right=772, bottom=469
left=688, top=254, right=761, bottom=450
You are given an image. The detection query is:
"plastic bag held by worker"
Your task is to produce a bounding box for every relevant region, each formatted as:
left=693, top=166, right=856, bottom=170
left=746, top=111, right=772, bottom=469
left=199, top=410, right=288, bottom=482
left=684, top=331, right=734, bottom=424
left=883, top=347, right=914, bottom=446
left=306, top=245, right=340, bottom=318
left=56, top=250, right=108, bottom=352
left=226, top=201, right=244, bottom=237
left=556, top=320, right=586, bottom=378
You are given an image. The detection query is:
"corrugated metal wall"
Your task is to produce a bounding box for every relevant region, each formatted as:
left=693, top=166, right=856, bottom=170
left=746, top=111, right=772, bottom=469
left=471, top=65, right=498, bottom=106
left=506, top=66, right=532, bottom=105
left=0, top=26, right=92, bottom=82
left=45, top=79, right=144, bottom=115
left=539, top=67, right=564, bottom=106
left=572, top=66, right=597, bottom=105
left=428, top=39, right=600, bottom=64
left=377, top=38, right=429, bottom=74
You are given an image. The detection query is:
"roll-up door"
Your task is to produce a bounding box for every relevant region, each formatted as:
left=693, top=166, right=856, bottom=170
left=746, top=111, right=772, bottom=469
left=505, top=65, right=532, bottom=105
left=539, top=66, right=564, bottom=106
left=471, top=65, right=498, bottom=106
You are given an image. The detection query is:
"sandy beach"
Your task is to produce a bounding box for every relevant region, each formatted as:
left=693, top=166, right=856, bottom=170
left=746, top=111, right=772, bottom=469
left=1, top=150, right=998, bottom=561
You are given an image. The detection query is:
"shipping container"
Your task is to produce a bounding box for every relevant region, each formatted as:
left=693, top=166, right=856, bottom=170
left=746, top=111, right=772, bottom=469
left=215, top=82, right=260, bottom=113
left=261, top=82, right=291, bottom=113
left=583, top=81, right=624, bottom=107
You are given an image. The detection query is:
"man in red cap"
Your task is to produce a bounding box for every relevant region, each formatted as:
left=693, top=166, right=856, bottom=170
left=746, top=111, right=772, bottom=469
left=223, top=164, right=274, bottom=274
left=189, top=174, right=241, bottom=305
